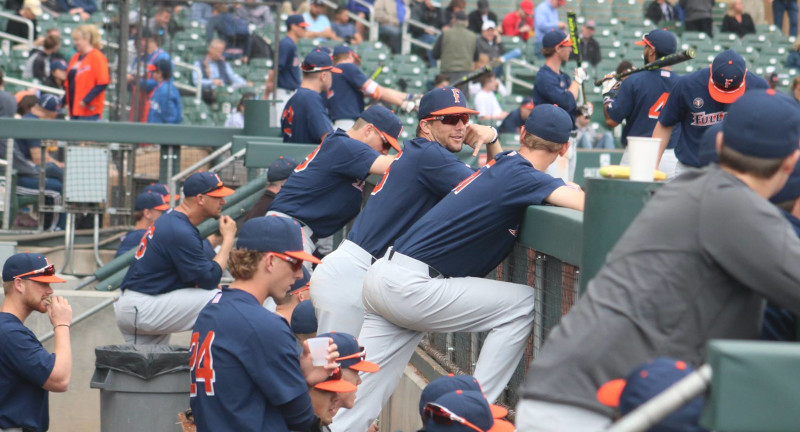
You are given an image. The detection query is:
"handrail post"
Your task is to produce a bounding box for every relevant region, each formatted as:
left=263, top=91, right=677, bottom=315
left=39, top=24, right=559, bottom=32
left=3, top=138, right=13, bottom=230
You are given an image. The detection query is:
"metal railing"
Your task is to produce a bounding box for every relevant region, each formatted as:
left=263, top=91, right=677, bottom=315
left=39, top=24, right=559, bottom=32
left=173, top=60, right=203, bottom=100
left=318, top=0, right=377, bottom=42
left=167, top=142, right=234, bottom=207
left=504, top=58, right=539, bottom=94
left=401, top=17, right=441, bottom=55
left=0, top=11, right=34, bottom=50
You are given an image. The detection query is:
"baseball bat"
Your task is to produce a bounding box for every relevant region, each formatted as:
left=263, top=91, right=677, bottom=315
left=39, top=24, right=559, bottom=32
left=370, top=62, right=385, bottom=81
left=567, top=12, right=585, bottom=103
left=451, top=48, right=522, bottom=87
left=594, top=49, right=696, bottom=86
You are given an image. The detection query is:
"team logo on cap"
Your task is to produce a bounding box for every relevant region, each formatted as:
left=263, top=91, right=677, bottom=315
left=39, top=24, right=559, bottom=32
left=452, top=89, right=460, bottom=103
left=692, top=98, right=704, bottom=109
left=723, top=78, right=734, bottom=89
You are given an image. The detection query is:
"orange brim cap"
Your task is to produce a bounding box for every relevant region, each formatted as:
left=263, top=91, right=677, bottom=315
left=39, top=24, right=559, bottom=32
left=298, top=22, right=310, bottom=27
left=285, top=250, right=322, bottom=264
left=349, top=360, right=380, bottom=373
left=708, top=73, right=746, bottom=104
left=314, top=379, right=358, bottom=393
left=429, top=106, right=480, bottom=116
left=489, top=404, right=508, bottom=419
left=30, top=274, right=66, bottom=283
left=596, top=378, right=627, bottom=408
left=331, top=66, right=342, bottom=74
left=205, top=186, right=235, bottom=197
left=557, top=37, right=573, bottom=48
left=152, top=203, right=170, bottom=211
left=381, top=131, right=402, bottom=152
left=488, top=419, right=516, bottom=432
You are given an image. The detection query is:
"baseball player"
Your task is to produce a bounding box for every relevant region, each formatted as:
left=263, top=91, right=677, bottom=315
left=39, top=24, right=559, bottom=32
left=653, top=49, right=768, bottom=177
left=318, top=332, right=380, bottom=411
left=0, top=253, right=72, bottom=432
left=269, top=105, right=403, bottom=258
left=602, top=29, right=682, bottom=177
left=532, top=30, right=586, bottom=125
left=310, top=87, right=501, bottom=337
left=115, top=192, right=170, bottom=257
left=116, top=172, right=237, bottom=344
left=281, top=49, right=338, bottom=144
left=275, top=266, right=311, bottom=323
left=332, top=104, right=584, bottom=432
left=327, top=44, right=419, bottom=130
left=518, top=90, right=800, bottom=431
left=421, top=391, right=515, bottom=432
left=189, top=216, right=350, bottom=432
left=267, top=14, right=308, bottom=127
left=497, top=97, right=534, bottom=134
left=291, top=300, right=319, bottom=343
left=419, top=374, right=510, bottom=422
left=244, top=156, right=298, bottom=222
left=142, top=183, right=179, bottom=202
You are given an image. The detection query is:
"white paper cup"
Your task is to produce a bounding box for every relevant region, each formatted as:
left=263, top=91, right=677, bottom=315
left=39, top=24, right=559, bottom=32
left=307, top=337, right=329, bottom=366
left=627, top=136, right=661, bottom=181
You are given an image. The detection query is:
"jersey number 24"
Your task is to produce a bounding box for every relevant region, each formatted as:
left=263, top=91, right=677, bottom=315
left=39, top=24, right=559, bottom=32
left=190, top=331, right=216, bottom=397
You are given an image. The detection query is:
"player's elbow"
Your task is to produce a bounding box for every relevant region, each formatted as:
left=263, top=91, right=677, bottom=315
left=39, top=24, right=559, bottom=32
left=43, top=374, right=71, bottom=393
left=604, top=117, right=618, bottom=128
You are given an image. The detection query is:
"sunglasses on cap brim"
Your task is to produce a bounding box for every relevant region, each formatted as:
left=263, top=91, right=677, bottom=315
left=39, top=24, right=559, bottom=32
left=423, top=114, right=471, bottom=125
left=336, top=346, right=380, bottom=372
left=423, top=403, right=486, bottom=432
left=14, top=264, right=66, bottom=283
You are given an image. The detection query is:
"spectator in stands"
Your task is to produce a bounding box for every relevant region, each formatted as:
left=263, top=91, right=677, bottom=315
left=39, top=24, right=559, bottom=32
left=0, top=253, right=72, bottom=432
left=774, top=0, right=799, bottom=37
left=190, top=2, right=212, bottom=25
left=645, top=0, right=677, bottom=24
left=498, top=97, right=533, bottom=133
left=23, top=34, right=60, bottom=82
left=792, top=76, right=800, bottom=104
left=224, top=92, right=255, bottom=128
left=116, top=172, right=237, bottom=344
left=235, top=0, right=274, bottom=29
left=0, top=69, right=18, bottom=118
left=146, top=58, right=182, bottom=124
left=473, top=72, right=507, bottom=120
left=149, top=7, right=175, bottom=49
left=244, top=156, right=298, bottom=222
left=128, top=29, right=171, bottom=122
left=283, top=0, right=310, bottom=15
left=722, top=0, right=756, bottom=38
left=194, top=39, right=250, bottom=97
left=276, top=267, right=310, bottom=323
left=476, top=20, right=505, bottom=64
left=6, top=0, right=41, bottom=41
left=332, top=6, right=363, bottom=45
left=786, top=40, right=800, bottom=69
left=374, top=0, right=406, bottom=54
left=16, top=94, right=38, bottom=117
left=207, top=3, right=252, bottom=62
left=742, top=0, right=765, bottom=25
left=570, top=20, right=601, bottom=67
left=535, top=0, right=567, bottom=58
left=116, top=192, right=170, bottom=257
left=502, top=0, right=534, bottom=43
left=441, top=0, right=466, bottom=29
left=576, top=104, right=614, bottom=149
left=468, top=0, right=498, bottom=34
left=55, top=0, right=96, bottom=21
left=680, top=0, right=714, bottom=37
left=433, top=11, right=478, bottom=95
left=304, top=0, right=342, bottom=42
left=43, top=59, right=67, bottom=90
left=65, top=24, right=109, bottom=120
left=346, top=0, right=373, bottom=40
left=409, top=0, right=442, bottom=67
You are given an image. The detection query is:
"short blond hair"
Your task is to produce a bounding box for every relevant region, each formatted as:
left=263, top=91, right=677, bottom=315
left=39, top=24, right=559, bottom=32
left=521, top=131, right=565, bottom=153
left=74, top=24, right=102, bottom=49
left=228, top=249, right=266, bottom=280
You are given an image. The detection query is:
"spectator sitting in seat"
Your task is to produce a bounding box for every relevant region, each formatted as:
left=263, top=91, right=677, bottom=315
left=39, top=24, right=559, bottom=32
left=374, top=0, right=406, bottom=54
left=346, top=0, right=372, bottom=41
left=23, top=34, right=60, bottom=82
left=55, top=0, right=96, bottom=21
left=6, top=0, right=41, bottom=41
left=468, top=0, right=498, bottom=34
left=498, top=97, right=533, bottom=134
left=332, top=7, right=363, bottom=45
left=476, top=20, right=505, bottom=64
left=147, top=58, right=182, bottom=124
left=304, top=0, right=342, bottom=42
left=207, top=3, right=253, bottom=62
left=235, top=0, right=274, bottom=29
left=190, top=2, right=212, bottom=25
left=569, top=20, right=601, bottom=67
left=409, top=0, right=442, bottom=68
left=787, top=40, right=800, bottom=70
left=721, top=0, right=756, bottom=38
left=645, top=0, right=677, bottom=24
left=116, top=192, right=170, bottom=257
left=473, top=72, right=508, bottom=120
left=501, top=0, right=534, bottom=42
left=576, top=103, right=614, bottom=149
left=194, top=39, right=251, bottom=96
left=225, top=92, right=255, bottom=128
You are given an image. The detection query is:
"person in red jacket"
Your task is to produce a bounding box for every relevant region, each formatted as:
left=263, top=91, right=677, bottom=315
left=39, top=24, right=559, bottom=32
left=501, top=0, right=534, bottom=41
left=64, top=24, right=109, bottom=120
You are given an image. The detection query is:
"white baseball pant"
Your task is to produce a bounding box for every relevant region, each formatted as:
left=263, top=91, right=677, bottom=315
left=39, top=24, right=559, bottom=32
left=330, top=249, right=536, bottom=432
left=515, top=399, right=612, bottom=431
left=333, top=119, right=356, bottom=131
left=115, top=288, right=220, bottom=344
left=310, top=239, right=374, bottom=336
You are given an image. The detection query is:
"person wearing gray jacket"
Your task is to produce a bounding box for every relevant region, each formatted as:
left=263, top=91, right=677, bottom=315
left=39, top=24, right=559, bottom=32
left=516, top=88, right=800, bottom=431
left=681, top=0, right=715, bottom=36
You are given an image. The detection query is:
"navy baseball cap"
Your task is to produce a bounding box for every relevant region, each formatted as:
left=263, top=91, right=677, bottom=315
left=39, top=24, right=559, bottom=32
left=318, top=332, right=380, bottom=373
left=521, top=97, right=534, bottom=109
left=333, top=44, right=361, bottom=63
left=286, top=14, right=309, bottom=28
left=143, top=183, right=180, bottom=202
left=235, top=216, right=321, bottom=264
left=50, top=58, right=67, bottom=71
left=289, top=266, right=310, bottom=293
left=2, top=253, right=65, bottom=283
left=419, top=374, right=509, bottom=420
left=291, top=300, right=318, bottom=333
left=267, top=156, right=298, bottom=182
left=524, top=104, right=573, bottom=144
left=301, top=50, right=342, bottom=74
left=709, top=50, right=747, bottom=104
left=542, top=30, right=572, bottom=49
left=183, top=172, right=235, bottom=197
left=135, top=191, right=170, bottom=211
left=424, top=390, right=515, bottom=432
left=723, top=89, right=800, bottom=159
left=418, top=87, right=479, bottom=120
left=634, top=29, right=677, bottom=55
left=360, top=105, right=404, bottom=152
left=38, top=93, right=60, bottom=112
left=698, top=123, right=723, bottom=167
left=771, top=162, right=800, bottom=203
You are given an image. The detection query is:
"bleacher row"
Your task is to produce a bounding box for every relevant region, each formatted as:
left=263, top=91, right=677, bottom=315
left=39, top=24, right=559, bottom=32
left=1, top=0, right=798, bottom=138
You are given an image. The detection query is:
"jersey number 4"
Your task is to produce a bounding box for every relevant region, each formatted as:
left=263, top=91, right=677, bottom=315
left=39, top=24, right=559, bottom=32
left=190, top=331, right=216, bottom=397
left=648, top=92, right=669, bottom=119
left=134, top=225, right=156, bottom=260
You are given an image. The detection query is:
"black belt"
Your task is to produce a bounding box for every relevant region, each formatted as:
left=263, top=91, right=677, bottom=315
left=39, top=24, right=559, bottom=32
left=387, top=249, right=442, bottom=279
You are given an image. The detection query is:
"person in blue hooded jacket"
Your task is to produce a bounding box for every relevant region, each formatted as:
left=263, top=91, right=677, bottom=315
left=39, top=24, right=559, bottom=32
left=147, top=58, right=182, bottom=124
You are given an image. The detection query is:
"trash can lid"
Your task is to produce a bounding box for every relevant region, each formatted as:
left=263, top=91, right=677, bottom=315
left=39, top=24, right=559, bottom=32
left=95, top=345, right=190, bottom=380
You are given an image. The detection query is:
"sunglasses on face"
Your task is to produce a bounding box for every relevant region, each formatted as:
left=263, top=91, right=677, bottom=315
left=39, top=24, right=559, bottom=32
left=423, top=403, right=486, bottom=432
left=426, top=114, right=470, bottom=126
left=377, top=129, right=392, bottom=152
left=272, top=252, right=304, bottom=272
left=15, top=264, right=56, bottom=280
left=336, top=346, right=366, bottom=362
left=330, top=367, right=342, bottom=380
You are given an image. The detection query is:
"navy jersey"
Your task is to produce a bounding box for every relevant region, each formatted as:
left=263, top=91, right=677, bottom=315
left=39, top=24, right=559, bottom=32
left=278, top=36, right=301, bottom=91
left=281, top=88, right=334, bottom=144
left=532, top=65, right=577, bottom=124
left=606, top=69, right=681, bottom=148
left=395, top=151, right=565, bottom=278
left=328, top=62, right=369, bottom=121
left=658, top=68, right=768, bottom=167
left=498, top=108, right=525, bottom=134
left=0, top=313, right=55, bottom=431
left=121, top=210, right=222, bottom=295
left=347, top=138, right=475, bottom=257
left=116, top=228, right=216, bottom=259
left=190, top=288, right=312, bottom=432
left=270, top=129, right=380, bottom=237
left=15, top=113, right=41, bottom=160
